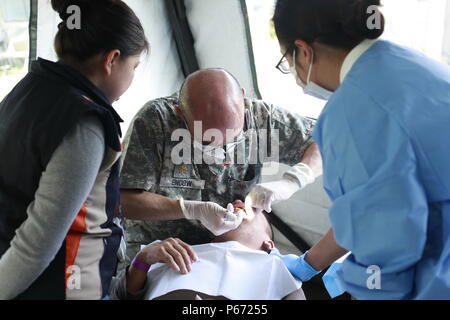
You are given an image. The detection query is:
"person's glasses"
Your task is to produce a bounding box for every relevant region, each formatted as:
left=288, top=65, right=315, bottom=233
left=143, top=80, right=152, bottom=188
left=276, top=47, right=293, bottom=74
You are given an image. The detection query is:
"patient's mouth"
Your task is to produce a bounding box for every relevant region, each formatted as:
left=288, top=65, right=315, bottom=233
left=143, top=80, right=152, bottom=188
left=232, top=200, right=255, bottom=222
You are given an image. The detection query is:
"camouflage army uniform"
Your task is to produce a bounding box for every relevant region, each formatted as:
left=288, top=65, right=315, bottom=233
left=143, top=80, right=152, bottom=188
left=120, top=95, right=315, bottom=260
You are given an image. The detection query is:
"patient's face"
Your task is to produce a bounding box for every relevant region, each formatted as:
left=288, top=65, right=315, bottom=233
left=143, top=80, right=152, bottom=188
left=213, top=211, right=275, bottom=253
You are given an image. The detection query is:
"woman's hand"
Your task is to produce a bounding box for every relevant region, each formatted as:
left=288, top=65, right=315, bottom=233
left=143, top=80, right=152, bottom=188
left=136, top=238, right=198, bottom=274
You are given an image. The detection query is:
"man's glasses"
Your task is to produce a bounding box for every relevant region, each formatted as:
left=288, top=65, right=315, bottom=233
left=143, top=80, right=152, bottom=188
left=202, top=130, right=247, bottom=151
left=276, top=46, right=294, bottom=74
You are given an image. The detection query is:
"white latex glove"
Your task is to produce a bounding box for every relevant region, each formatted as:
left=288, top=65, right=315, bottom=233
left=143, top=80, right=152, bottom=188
left=245, top=163, right=315, bottom=213
left=245, top=177, right=300, bottom=213
left=179, top=199, right=244, bottom=236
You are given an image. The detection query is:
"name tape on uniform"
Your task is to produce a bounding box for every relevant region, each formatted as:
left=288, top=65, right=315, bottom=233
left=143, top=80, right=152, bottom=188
left=160, top=177, right=205, bottom=190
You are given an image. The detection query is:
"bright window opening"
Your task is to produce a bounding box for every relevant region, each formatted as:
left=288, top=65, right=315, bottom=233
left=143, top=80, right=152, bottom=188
left=0, top=0, right=30, bottom=101
left=246, top=0, right=450, bottom=118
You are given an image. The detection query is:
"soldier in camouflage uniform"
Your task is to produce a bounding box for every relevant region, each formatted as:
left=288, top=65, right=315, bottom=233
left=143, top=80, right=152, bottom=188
left=119, top=69, right=319, bottom=263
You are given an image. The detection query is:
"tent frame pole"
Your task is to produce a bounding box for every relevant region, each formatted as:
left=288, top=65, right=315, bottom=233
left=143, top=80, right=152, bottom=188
left=28, top=0, right=38, bottom=70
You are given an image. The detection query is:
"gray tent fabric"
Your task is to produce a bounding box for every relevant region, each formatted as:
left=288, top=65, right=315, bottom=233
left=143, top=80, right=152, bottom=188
left=239, top=0, right=261, bottom=99
left=166, top=0, right=199, bottom=77
left=444, top=2, right=450, bottom=64
left=28, top=0, right=37, bottom=69
left=164, top=0, right=261, bottom=99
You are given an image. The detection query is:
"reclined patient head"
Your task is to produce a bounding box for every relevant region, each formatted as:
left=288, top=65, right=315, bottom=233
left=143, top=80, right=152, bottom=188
left=212, top=211, right=275, bottom=253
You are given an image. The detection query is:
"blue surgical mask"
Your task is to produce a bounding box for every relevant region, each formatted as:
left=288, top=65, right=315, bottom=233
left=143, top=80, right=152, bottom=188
left=290, top=49, right=333, bottom=101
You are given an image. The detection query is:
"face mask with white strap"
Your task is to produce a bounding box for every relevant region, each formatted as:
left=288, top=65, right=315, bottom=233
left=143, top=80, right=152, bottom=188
left=193, top=130, right=247, bottom=165
left=290, top=49, right=333, bottom=101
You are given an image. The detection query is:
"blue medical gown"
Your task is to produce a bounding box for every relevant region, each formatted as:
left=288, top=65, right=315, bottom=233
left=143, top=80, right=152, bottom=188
left=313, top=40, right=450, bottom=299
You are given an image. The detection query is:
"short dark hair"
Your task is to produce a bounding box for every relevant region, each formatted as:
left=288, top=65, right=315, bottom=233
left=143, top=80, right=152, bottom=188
left=273, top=0, right=385, bottom=51
left=51, top=0, right=149, bottom=62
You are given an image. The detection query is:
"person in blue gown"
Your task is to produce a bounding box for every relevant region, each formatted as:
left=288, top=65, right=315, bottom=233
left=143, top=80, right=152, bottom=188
left=249, top=0, right=450, bottom=299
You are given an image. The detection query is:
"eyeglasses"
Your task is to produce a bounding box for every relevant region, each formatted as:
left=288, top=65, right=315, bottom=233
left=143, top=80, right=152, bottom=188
left=275, top=46, right=294, bottom=74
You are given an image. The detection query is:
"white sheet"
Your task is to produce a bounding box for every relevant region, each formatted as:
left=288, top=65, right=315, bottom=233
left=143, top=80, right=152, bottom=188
left=144, top=241, right=302, bottom=300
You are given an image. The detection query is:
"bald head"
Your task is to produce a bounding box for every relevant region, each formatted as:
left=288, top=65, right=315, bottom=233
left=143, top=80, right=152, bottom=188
left=178, top=69, right=245, bottom=145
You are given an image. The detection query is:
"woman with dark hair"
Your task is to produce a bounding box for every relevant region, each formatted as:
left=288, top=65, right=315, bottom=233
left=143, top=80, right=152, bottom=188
left=262, top=0, right=450, bottom=299
left=0, top=0, right=149, bottom=299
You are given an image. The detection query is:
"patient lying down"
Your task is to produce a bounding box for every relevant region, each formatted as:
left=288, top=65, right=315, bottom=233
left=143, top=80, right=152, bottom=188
left=111, top=205, right=305, bottom=300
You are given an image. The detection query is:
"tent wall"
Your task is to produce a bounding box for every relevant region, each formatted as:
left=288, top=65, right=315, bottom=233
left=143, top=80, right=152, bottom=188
left=28, top=0, right=37, bottom=70
left=114, top=0, right=185, bottom=130
left=184, top=0, right=261, bottom=99
left=444, top=1, right=450, bottom=64
left=166, top=0, right=199, bottom=77
left=35, top=0, right=185, bottom=132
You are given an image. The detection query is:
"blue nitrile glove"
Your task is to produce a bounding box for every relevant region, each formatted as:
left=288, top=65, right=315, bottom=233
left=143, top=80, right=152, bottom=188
left=270, top=249, right=321, bottom=281
left=321, top=253, right=352, bottom=298
left=322, top=261, right=346, bottom=298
